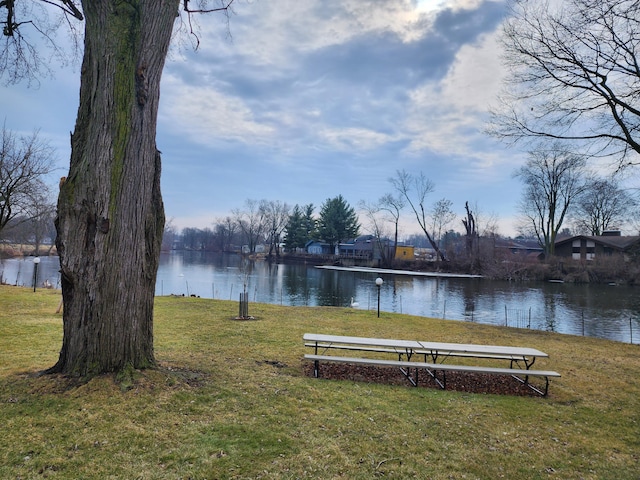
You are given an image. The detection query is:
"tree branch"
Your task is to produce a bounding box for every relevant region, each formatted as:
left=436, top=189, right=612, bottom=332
left=183, top=0, right=235, bottom=14
left=38, top=0, right=83, bottom=21
left=180, top=0, right=235, bottom=50
left=491, top=0, right=640, bottom=168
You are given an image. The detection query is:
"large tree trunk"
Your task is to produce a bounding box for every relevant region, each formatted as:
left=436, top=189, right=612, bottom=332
left=50, top=1, right=178, bottom=376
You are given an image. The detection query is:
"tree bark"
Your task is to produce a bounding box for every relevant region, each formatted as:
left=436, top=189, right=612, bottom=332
left=462, top=201, right=477, bottom=257
left=50, top=1, right=178, bottom=376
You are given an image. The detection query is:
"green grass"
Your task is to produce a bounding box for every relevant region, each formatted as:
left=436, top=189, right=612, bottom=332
left=1, top=285, right=639, bottom=479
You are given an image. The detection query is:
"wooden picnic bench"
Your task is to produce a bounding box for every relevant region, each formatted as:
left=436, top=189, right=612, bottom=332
left=303, top=333, right=561, bottom=397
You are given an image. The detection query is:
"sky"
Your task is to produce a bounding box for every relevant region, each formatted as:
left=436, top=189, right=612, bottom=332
left=2, top=0, right=530, bottom=239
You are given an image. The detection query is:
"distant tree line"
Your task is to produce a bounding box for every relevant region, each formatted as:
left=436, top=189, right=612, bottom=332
left=165, top=195, right=361, bottom=258
left=163, top=171, right=493, bottom=269
left=1, top=129, right=637, bottom=269
left=163, top=163, right=638, bottom=271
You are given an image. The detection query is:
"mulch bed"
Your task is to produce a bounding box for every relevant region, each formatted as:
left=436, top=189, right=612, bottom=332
left=303, top=363, right=540, bottom=397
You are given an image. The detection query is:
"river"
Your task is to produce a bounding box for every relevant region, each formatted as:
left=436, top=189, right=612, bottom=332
left=2, top=251, right=639, bottom=344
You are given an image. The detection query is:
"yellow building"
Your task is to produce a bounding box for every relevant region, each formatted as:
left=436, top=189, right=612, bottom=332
left=394, top=245, right=415, bottom=260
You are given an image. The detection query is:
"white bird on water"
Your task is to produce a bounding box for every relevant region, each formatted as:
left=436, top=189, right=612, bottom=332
left=350, top=297, right=359, bottom=308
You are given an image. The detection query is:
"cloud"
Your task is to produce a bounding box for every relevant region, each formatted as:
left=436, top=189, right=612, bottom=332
left=162, top=0, right=508, bottom=157
left=154, top=0, right=523, bottom=235
left=318, top=127, right=397, bottom=151
left=160, top=73, right=275, bottom=147
left=1, top=0, right=527, bottom=237
left=403, top=29, right=508, bottom=160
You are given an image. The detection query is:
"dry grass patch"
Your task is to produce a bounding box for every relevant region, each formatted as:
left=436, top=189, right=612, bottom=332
left=1, top=285, right=639, bottom=479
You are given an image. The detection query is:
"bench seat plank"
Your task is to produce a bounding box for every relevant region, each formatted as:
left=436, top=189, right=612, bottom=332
left=303, top=354, right=560, bottom=377
left=304, top=354, right=560, bottom=396
left=415, top=350, right=528, bottom=362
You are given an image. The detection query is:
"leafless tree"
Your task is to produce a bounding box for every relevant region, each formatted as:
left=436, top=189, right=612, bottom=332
left=515, top=144, right=589, bottom=256
left=389, top=170, right=447, bottom=261
left=460, top=200, right=501, bottom=268
left=358, top=199, right=393, bottom=267
left=260, top=199, right=290, bottom=258
left=429, top=198, right=456, bottom=250
left=0, top=124, right=55, bottom=238
left=213, top=215, right=238, bottom=253
left=0, top=1, right=83, bottom=86
left=233, top=199, right=266, bottom=255
left=161, top=218, right=178, bottom=251
left=462, top=201, right=477, bottom=258
left=489, top=0, right=640, bottom=169
left=22, top=186, right=56, bottom=254
left=378, top=192, right=405, bottom=256
left=572, top=178, right=637, bottom=235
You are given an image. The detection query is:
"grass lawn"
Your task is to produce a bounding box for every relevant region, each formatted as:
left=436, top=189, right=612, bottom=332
left=1, top=284, right=639, bottom=479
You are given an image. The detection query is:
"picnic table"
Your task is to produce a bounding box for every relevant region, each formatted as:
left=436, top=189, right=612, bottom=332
left=303, top=333, right=560, bottom=396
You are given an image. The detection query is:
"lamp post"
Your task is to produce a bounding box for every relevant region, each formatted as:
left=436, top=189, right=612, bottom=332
left=33, top=257, right=41, bottom=292
left=375, top=277, right=383, bottom=318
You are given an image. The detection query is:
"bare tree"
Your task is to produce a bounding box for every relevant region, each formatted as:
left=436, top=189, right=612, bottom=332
left=0, top=1, right=83, bottom=86
left=161, top=218, right=178, bottom=251
left=260, top=199, right=290, bottom=259
left=213, top=216, right=238, bottom=253
left=22, top=186, right=56, bottom=254
left=515, top=144, right=589, bottom=256
left=358, top=199, right=392, bottom=267
left=378, top=192, right=404, bottom=256
left=573, top=178, right=637, bottom=235
left=429, top=198, right=456, bottom=251
left=489, top=0, right=640, bottom=168
left=462, top=201, right=477, bottom=258
left=389, top=170, right=447, bottom=261
left=181, top=227, right=216, bottom=251
left=461, top=201, right=501, bottom=268
left=2, top=1, right=235, bottom=376
left=0, top=125, right=55, bottom=238
left=233, top=199, right=266, bottom=254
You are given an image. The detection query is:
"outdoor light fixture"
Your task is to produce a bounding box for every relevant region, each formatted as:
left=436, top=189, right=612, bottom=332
left=33, top=256, right=41, bottom=292
left=375, top=277, right=383, bottom=318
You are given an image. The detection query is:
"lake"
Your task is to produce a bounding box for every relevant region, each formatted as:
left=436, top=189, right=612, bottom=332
left=2, top=251, right=639, bottom=344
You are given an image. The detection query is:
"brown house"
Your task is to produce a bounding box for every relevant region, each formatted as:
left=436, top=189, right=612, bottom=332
left=554, top=232, right=640, bottom=261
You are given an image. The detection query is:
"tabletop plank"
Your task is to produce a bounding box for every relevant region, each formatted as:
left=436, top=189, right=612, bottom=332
left=303, top=334, right=547, bottom=358
left=303, top=333, right=421, bottom=349
left=417, top=341, right=548, bottom=358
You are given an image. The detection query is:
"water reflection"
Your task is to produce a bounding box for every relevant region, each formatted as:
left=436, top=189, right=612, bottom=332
left=1, top=252, right=638, bottom=344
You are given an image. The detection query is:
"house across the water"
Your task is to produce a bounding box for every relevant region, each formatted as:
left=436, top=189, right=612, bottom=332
left=554, top=231, right=640, bottom=261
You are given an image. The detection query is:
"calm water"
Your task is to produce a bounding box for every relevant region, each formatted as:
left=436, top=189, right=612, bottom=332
left=2, top=252, right=639, bottom=344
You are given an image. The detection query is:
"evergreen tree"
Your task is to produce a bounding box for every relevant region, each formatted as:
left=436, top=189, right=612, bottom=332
left=284, top=205, right=306, bottom=251
left=302, top=204, right=318, bottom=242
left=284, top=203, right=317, bottom=251
left=318, top=195, right=359, bottom=251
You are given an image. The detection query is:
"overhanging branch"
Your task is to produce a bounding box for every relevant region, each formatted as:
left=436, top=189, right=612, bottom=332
left=2, top=0, right=83, bottom=37
left=183, top=0, right=235, bottom=14
left=39, top=0, right=83, bottom=20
